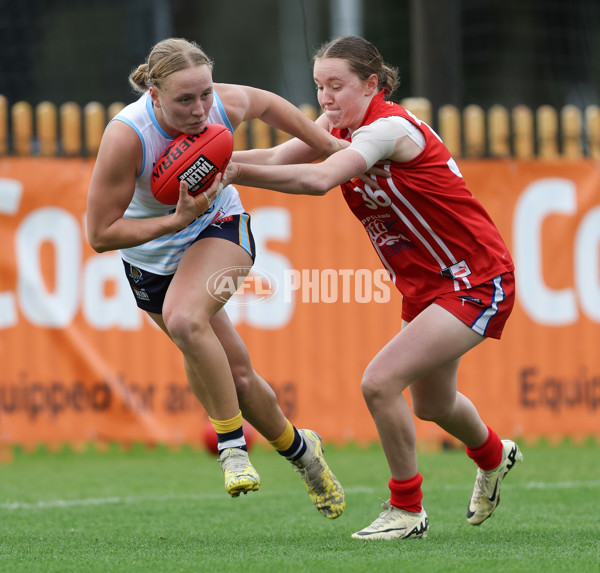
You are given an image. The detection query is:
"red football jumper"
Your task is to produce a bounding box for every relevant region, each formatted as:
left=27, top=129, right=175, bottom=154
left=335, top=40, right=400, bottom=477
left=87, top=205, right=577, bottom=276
left=332, top=91, right=514, bottom=305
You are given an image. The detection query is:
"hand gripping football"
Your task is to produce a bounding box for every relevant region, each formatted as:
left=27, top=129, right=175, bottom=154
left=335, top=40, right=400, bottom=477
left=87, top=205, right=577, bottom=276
left=150, top=124, right=233, bottom=205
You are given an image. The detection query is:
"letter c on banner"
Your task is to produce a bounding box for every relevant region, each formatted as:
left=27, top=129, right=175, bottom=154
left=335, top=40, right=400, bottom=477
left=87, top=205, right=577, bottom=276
left=514, top=178, right=577, bottom=325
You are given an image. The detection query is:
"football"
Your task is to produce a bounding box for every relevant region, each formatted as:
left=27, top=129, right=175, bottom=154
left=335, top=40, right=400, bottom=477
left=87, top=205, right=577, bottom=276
left=150, top=123, right=233, bottom=205
left=203, top=419, right=255, bottom=456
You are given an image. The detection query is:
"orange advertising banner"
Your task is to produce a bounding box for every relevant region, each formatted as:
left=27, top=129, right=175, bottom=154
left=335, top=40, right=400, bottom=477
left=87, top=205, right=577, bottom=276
left=0, top=157, right=598, bottom=448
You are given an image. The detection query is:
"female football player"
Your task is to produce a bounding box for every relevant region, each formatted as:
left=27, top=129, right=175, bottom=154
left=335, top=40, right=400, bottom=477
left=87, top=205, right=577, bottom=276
left=86, top=38, right=345, bottom=518
left=225, top=35, right=523, bottom=540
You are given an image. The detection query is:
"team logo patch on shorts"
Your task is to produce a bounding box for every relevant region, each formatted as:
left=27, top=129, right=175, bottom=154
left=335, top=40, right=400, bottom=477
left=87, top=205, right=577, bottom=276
left=128, top=265, right=143, bottom=283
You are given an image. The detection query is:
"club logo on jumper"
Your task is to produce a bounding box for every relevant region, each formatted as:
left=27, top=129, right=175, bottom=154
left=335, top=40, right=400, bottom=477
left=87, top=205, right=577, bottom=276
left=177, top=154, right=218, bottom=195
left=128, top=265, right=143, bottom=283
left=207, top=266, right=278, bottom=305
left=364, top=216, right=413, bottom=251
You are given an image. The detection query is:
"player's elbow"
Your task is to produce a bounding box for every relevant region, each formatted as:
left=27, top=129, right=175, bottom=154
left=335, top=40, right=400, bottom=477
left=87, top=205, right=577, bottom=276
left=307, top=185, right=330, bottom=196
left=87, top=229, right=110, bottom=253
left=88, top=238, right=109, bottom=253
left=302, top=173, right=335, bottom=196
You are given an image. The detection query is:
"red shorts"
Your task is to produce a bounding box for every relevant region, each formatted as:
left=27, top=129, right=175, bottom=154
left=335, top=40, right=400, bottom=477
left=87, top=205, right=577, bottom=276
left=401, top=272, right=515, bottom=339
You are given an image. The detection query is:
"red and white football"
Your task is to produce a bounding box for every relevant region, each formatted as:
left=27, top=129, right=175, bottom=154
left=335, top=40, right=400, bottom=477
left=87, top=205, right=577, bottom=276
left=150, top=123, right=233, bottom=205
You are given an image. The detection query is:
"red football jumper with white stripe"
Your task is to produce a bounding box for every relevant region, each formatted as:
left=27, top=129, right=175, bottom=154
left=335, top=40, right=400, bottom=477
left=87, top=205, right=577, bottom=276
left=332, top=91, right=514, bottom=303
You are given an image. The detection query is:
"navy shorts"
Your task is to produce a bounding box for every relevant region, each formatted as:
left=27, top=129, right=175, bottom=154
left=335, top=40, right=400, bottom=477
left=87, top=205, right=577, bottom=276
left=122, top=213, right=255, bottom=314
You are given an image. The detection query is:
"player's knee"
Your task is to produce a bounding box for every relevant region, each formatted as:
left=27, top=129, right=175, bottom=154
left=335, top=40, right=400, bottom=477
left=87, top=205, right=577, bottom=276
left=163, top=309, right=207, bottom=352
left=360, top=373, right=387, bottom=407
left=412, top=399, right=451, bottom=422
left=230, top=362, right=254, bottom=401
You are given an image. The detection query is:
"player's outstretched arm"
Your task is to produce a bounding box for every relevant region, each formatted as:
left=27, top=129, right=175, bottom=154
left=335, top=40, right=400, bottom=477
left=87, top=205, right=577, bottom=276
left=225, top=147, right=367, bottom=196
left=216, top=83, right=343, bottom=160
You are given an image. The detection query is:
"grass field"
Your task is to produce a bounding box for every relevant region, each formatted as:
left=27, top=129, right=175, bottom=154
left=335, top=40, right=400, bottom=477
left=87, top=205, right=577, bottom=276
left=0, top=439, right=598, bottom=572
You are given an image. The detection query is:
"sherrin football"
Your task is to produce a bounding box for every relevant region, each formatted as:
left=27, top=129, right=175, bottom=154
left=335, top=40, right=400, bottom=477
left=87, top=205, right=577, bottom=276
left=150, top=123, right=233, bottom=205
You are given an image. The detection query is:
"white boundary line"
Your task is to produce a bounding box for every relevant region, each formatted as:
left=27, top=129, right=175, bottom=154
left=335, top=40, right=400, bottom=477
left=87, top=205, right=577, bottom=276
left=0, top=492, right=222, bottom=511
left=2, top=480, right=599, bottom=511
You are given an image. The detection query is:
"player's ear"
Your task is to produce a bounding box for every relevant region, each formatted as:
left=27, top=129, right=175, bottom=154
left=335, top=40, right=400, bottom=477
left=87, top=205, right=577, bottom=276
left=365, top=74, right=379, bottom=96
left=149, top=87, right=160, bottom=108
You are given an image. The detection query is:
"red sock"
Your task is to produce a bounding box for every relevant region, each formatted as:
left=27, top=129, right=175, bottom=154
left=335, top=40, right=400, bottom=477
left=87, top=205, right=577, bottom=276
left=389, top=473, right=423, bottom=513
left=465, top=426, right=503, bottom=470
